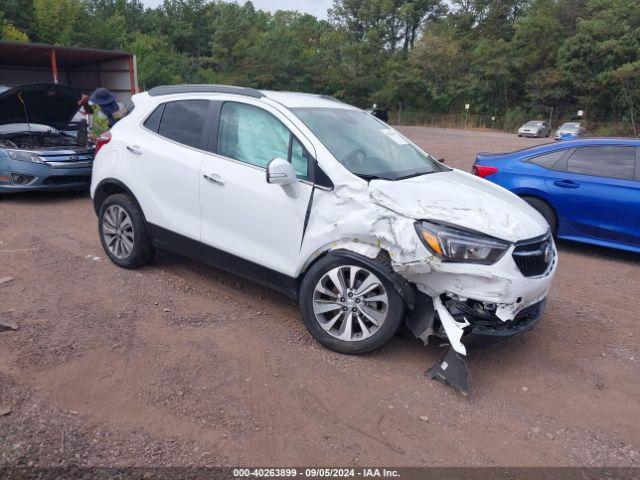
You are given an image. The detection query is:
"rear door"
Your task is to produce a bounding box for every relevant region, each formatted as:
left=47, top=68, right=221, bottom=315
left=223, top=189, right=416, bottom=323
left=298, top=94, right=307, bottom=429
left=128, top=99, right=213, bottom=241
left=199, top=100, right=315, bottom=278
left=545, top=145, right=640, bottom=245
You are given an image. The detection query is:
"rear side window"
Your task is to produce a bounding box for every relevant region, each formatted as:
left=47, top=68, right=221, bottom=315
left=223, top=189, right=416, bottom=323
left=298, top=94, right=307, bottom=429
left=143, top=104, right=164, bottom=132
left=566, top=146, right=636, bottom=180
left=156, top=100, right=209, bottom=149
left=527, top=150, right=565, bottom=169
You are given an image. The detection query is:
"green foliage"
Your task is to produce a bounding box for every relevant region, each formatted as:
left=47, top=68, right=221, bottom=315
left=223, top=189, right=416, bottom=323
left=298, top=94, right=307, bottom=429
left=1, top=0, right=638, bottom=128
left=32, top=0, right=85, bottom=44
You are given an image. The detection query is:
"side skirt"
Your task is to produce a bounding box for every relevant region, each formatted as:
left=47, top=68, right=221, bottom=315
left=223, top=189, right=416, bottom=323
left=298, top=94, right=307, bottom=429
left=147, top=224, right=299, bottom=300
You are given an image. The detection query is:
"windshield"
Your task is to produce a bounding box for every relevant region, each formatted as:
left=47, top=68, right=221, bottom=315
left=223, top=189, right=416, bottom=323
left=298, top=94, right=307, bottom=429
left=525, top=121, right=542, bottom=126
left=292, top=107, right=446, bottom=180
left=560, top=123, right=579, bottom=130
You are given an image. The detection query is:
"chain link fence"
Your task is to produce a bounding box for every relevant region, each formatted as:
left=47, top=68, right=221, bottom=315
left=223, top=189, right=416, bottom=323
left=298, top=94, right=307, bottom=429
left=389, top=111, right=639, bottom=137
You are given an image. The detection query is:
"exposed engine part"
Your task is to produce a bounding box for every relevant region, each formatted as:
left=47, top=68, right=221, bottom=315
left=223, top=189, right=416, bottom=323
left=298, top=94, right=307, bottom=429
left=0, top=132, right=81, bottom=150
left=0, top=139, right=18, bottom=149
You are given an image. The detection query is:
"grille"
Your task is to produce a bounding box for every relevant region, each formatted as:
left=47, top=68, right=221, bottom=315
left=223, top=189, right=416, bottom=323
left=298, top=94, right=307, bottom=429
left=43, top=175, right=90, bottom=185
left=512, top=233, right=553, bottom=277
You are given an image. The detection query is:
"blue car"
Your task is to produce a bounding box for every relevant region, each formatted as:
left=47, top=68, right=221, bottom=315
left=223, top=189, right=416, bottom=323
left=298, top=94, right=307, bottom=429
left=0, top=84, right=94, bottom=195
left=473, top=138, right=640, bottom=253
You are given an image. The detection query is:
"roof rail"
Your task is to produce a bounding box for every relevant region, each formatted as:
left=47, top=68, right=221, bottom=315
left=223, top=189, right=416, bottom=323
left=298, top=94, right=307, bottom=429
left=148, top=84, right=265, bottom=99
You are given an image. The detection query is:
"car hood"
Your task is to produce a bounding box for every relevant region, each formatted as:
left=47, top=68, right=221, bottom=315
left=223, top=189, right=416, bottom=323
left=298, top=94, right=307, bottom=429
left=0, top=84, right=81, bottom=127
left=368, top=170, right=548, bottom=242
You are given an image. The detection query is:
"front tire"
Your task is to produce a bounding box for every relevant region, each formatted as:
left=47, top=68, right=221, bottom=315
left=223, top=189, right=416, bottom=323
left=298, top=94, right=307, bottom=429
left=299, top=254, right=405, bottom=354
left=98, top=193, right=155, bottom=268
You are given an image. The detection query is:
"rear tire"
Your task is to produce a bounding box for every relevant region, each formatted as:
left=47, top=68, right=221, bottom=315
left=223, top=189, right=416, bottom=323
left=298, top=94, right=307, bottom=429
left=98, top=193, right=155, bottom=268
left=299, top=254, right=405, bottom=355
left=522, top=196, right=557, bottom=238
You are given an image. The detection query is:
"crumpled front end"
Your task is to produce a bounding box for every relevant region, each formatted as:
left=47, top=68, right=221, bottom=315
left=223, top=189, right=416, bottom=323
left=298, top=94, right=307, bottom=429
left=396, top=236, right=556, bottom=356
left=301, top=169, right=557, bottom=367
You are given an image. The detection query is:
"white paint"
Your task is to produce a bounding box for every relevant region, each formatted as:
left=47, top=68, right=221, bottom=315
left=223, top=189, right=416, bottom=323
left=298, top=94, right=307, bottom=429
left=434, top=296, right=468, bottom=356
left=92, top=88, right=558, bottom=356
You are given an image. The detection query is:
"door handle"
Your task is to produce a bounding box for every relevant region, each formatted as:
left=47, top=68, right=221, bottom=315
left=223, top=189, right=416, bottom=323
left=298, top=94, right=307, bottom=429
left=203, top=173, right=225, bottom=186
left=126, top=145, right=142, bottom=155
left=554, top=180, right=579, bottom=189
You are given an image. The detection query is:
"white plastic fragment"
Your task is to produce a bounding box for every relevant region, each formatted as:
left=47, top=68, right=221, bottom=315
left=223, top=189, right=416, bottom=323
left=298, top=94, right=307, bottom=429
left=433, top=296, right=468, bottom=356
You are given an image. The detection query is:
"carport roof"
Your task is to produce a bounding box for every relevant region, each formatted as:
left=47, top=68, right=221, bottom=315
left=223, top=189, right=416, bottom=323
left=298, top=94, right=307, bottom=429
left=0, top=40, right=132, bottom=68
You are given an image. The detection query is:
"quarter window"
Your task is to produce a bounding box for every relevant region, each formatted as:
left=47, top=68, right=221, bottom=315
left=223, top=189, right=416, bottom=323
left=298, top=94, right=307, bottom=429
left=566, top=146, right=636, bottom=180
left=218, top=102, right=309, bottom=179
left=527, top=150, right=565, bottom=169
left=143, top=104, right=163, bottom=132
left=291, top=137, right=310, bottom=179
left=156, top=100, right=209, bottom=149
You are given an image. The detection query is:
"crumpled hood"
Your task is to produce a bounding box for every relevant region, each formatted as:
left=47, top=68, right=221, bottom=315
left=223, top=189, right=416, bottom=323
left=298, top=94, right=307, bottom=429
left=369, top=170, right=548, bottom=242
left=0, top=84, right=81, bottom=127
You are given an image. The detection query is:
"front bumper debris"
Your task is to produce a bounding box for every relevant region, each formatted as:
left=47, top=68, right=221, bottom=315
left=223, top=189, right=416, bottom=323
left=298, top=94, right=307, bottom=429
left=426, top=347, right=470, bottom=396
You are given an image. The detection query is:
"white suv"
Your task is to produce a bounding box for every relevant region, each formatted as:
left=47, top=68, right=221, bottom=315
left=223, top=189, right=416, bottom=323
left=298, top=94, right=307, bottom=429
left=91, top=85, right=556, bottom=380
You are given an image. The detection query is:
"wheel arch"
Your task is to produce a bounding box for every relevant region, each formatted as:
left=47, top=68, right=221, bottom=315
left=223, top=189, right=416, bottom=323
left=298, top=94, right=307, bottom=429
left=298, top=243, right=416, bottom=309
left=518, top=193, right=559, bottom=233
left=93, top=178, right=143, bottom=217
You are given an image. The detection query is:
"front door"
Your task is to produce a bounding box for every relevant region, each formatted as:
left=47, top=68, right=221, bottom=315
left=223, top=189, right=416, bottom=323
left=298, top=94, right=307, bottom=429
left=200, top=100, right=314, bottom=278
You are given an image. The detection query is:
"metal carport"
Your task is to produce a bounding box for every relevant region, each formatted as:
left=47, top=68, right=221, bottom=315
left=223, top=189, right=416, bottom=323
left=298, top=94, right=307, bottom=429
left=0, top=40, right=137, bottom=104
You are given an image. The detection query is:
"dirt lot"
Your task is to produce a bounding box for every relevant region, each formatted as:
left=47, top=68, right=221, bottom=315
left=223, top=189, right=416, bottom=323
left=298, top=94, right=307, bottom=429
left=1, top=127, right=639, bottom=467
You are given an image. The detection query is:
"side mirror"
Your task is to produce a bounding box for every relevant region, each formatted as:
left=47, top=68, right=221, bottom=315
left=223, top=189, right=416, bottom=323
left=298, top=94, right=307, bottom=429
left=266, top=157, right=298, bottom=186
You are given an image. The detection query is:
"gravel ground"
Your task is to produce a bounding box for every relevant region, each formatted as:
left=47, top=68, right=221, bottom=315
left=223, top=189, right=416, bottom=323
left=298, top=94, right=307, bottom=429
left=1, top=127, right=639, bottom=467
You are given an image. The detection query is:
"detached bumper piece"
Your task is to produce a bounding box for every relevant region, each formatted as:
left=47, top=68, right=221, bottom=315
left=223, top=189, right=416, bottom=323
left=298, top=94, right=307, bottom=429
left=426, top=347, right=469, bottom=396
left=421, top=295, right=546, bottom=395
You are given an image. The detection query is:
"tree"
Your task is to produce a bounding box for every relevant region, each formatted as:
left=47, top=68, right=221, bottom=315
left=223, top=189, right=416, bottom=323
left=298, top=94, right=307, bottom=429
left=32, top=0, right=84, bottom=44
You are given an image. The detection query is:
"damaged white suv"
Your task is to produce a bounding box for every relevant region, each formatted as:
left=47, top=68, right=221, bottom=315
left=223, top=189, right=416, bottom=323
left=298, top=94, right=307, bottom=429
left=91, top=85, right=557, bottom=388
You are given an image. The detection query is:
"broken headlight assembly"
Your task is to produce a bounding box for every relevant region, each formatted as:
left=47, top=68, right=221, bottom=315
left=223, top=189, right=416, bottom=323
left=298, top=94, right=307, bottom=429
left=6, top=149, right=45, bottom=164
left=415, top=220, right=510, bottom=264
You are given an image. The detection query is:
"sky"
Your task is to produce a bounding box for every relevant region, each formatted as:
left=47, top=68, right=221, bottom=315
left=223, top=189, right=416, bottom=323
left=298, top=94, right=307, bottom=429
left=141, top=0, right=334, bottom=19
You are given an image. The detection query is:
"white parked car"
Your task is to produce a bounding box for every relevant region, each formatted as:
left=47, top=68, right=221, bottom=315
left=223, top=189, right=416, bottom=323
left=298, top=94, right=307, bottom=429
left=554, top=122, right=585, bottom=140
left=518, top=120, right=551, bottom=138
left=91, top=85, right=557, bottom=391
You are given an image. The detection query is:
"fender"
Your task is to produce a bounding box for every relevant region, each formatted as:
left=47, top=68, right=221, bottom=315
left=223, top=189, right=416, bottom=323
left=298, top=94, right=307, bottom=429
left=93, top=178, right=141, bottom=216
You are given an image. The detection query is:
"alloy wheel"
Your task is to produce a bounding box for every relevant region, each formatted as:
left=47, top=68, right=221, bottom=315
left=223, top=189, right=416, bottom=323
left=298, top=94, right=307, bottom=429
left=102, top=205, right=135, bottom=259
left=312, top=265, right=389, bottom=342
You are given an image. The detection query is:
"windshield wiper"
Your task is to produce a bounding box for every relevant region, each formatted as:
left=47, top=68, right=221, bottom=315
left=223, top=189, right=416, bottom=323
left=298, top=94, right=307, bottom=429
left=356, top=174, right=391, bottom=181
left=394, top=170, right=434, bottom=180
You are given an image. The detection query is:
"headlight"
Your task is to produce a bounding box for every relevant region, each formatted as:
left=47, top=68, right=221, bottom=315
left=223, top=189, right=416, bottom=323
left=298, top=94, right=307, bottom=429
left=415, top=220, right=510, bottom=264
left=6, top=149, right=45, bottom=164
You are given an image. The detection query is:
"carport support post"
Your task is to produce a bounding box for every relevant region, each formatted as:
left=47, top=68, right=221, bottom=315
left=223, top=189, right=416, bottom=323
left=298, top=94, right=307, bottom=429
left=128, top=56, right=137, bottom=94
left=50, top=49, right=59, bottom=84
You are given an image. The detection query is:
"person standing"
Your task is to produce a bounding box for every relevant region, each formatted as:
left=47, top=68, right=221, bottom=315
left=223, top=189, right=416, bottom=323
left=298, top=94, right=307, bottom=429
left=88, top=88, right=120, bottom=128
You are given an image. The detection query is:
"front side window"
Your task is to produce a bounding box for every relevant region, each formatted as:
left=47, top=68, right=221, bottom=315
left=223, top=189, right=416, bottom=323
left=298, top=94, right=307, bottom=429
left=157, top=100, right=209, bottom=149
left=292, top=107, right=445, bottom=180
left=218, top=102, right=289, bottom=169
left=566, top=146, right=636, bottom=180
left=217, top=102, right=308, bottom=179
